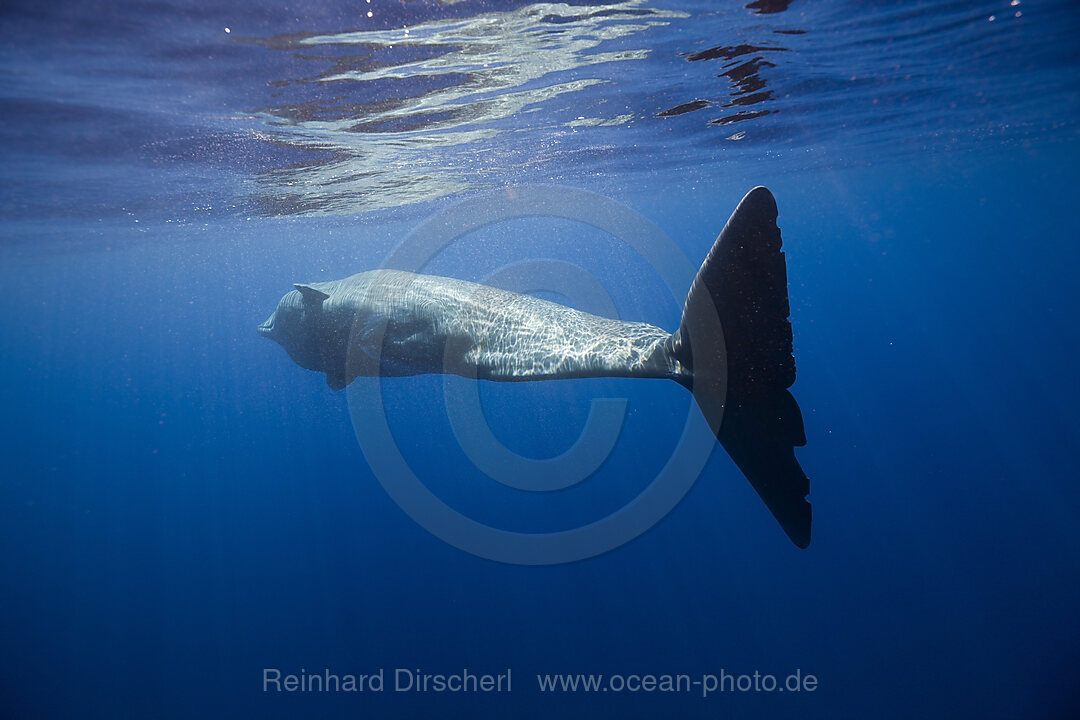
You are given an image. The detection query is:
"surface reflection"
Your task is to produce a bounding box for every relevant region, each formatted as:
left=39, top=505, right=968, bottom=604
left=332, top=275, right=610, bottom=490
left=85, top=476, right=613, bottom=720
left=656, top=42, right=787, bottom=125
left=244, top=1, right=687, bottom=215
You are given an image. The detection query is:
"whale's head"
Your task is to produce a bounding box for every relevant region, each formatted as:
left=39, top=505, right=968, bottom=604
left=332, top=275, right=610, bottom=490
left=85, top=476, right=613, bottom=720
left=258, top=283, right=333, bottom=374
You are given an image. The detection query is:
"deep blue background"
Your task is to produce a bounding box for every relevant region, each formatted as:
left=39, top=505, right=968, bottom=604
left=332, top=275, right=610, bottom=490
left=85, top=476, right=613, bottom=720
left=2, top=1, right=1079, bottom=718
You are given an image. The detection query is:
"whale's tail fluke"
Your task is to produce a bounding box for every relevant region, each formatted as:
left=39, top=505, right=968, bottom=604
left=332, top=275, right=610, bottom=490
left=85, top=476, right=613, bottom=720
left=671, top=187, right=811, bottom=548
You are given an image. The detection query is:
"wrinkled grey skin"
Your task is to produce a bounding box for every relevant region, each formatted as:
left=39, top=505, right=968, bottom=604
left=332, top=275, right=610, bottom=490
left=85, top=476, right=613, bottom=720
left=258, top=269, right=684, bottom=391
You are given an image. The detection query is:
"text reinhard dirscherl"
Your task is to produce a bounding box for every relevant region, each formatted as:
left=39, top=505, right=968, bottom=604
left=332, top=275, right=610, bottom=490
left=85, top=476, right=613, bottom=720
left=262, top=668, right=819, bottom=698
left=263, top=668, right=512, bottom=694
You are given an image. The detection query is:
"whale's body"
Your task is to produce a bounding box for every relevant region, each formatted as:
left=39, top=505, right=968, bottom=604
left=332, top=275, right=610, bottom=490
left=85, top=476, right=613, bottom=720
left=259, top=187, right=812, bottom=547
left=258, top=269, right=681, bottom=390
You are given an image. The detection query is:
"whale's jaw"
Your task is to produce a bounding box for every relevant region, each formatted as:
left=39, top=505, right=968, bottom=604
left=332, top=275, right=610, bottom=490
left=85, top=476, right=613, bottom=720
left=257, top=315, right=275, bottom=338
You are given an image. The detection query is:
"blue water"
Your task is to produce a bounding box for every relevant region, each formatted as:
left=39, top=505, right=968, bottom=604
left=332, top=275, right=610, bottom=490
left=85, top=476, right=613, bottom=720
left=2, top=1, right=1079, bottom=718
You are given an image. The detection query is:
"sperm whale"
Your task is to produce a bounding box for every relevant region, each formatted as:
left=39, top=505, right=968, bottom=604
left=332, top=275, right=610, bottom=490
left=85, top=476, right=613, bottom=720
left=258, top=187, right=811, bottom=547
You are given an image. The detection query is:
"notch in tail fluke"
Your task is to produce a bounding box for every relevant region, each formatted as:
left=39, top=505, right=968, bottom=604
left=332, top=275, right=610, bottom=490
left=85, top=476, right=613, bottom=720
left=672, top=187, right=812, bottom=548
